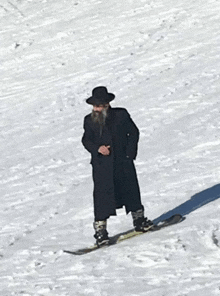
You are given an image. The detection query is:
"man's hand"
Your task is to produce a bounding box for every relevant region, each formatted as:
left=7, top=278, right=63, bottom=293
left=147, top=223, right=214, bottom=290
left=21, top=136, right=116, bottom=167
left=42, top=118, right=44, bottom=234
left=98, top=145, right=110, bottom=156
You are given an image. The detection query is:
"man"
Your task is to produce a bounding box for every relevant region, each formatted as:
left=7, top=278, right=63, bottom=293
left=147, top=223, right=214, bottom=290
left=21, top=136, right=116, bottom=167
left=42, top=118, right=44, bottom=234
left=82, top=86, right=153, bottom=246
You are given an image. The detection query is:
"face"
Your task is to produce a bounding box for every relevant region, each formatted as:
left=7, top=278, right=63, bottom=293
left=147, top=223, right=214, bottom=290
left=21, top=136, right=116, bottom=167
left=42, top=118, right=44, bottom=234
left=91, top=104, right=109, bottom=125
left=93, top=104, right=109, bottom=113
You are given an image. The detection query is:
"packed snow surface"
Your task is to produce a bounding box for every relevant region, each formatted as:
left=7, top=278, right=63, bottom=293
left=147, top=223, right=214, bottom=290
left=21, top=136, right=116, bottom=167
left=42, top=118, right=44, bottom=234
left=1, top=0, right=220, bottom=295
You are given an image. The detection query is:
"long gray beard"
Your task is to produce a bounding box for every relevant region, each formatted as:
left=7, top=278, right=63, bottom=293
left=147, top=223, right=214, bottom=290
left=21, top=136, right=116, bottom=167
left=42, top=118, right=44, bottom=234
left=91, top=108, right=108, bottom=126
left=91, top=108, right=108, bottom=136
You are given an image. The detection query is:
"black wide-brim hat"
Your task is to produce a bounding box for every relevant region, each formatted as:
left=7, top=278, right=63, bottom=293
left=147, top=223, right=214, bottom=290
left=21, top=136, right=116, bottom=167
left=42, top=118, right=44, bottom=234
left=86, top=86, right=115, bottom=105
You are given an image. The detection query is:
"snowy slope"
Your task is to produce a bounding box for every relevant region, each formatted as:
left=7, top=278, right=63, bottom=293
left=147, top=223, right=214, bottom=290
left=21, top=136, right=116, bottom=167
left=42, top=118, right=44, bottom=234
left=1, top=0, right=220, bottom=295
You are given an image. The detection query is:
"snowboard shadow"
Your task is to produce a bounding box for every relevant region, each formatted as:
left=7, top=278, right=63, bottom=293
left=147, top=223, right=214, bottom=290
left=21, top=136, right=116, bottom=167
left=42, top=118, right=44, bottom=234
left=153, top=183, right=220, bottom=225
left=110, top=184, right=220, bottom=242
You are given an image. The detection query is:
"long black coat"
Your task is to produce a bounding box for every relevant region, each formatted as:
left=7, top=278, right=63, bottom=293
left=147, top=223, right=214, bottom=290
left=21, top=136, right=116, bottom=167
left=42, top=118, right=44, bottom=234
left=82, top=107, right=143, bottom=221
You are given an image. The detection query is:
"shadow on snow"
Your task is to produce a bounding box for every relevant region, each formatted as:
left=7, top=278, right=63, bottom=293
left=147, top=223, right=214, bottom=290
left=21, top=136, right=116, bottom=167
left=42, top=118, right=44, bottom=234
left=109, top=184, right=220, bottom=242
left=110, top=184, right=220, bottom=238
left=65, top=185, right=220, bottom=253
left=153, top=183, right=220, bottom=224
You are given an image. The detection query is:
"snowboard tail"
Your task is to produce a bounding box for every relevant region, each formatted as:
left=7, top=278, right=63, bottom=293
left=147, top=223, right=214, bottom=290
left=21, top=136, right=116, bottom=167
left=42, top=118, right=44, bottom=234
left=63, top=214, right=184, bottom=256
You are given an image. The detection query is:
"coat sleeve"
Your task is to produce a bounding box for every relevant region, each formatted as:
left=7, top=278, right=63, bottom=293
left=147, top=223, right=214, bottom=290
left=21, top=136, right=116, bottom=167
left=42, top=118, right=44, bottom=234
left=82, top=116, right=99, bottom=156
left=123, top=110, right=140, bottom=160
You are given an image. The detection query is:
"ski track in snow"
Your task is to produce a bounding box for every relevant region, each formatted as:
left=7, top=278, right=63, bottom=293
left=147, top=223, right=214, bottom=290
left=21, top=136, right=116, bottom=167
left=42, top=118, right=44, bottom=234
left=1, top=0, right=220, bottom=295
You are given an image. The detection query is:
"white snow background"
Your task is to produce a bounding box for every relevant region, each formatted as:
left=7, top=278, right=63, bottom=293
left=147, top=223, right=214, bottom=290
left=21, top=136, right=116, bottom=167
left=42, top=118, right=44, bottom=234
left=1, top=0, right=220, bottom=295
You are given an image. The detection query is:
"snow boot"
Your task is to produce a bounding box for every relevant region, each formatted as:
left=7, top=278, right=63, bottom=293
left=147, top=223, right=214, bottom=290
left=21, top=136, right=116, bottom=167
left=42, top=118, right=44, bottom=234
left=93, top=220, right=109, bottom=247
left=132, top=209, right=154, bottom=232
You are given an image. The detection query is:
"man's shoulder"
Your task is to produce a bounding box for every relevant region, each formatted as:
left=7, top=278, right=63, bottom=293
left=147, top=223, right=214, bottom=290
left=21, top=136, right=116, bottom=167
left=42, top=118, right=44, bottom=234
left=111, top=107, right=127, bottom=112
left=111, top=107, right=129, bottom=116
left=83, top=113, right=93, bottom=126
left=84, top=113, right=92, bottom=120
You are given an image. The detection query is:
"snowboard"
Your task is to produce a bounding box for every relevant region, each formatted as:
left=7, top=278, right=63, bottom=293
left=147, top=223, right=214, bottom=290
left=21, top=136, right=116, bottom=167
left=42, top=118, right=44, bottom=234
left=63, top=214, right=184, bottom=256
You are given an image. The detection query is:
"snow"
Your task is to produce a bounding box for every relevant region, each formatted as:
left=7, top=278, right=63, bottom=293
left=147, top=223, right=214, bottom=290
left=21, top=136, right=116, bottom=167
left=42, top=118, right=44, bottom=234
left=1, top=0, right=220, bottom=295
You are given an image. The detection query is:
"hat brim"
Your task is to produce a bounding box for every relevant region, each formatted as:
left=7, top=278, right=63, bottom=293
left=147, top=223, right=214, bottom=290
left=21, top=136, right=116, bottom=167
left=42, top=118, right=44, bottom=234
left=86, top=93, right=115, bottom=105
